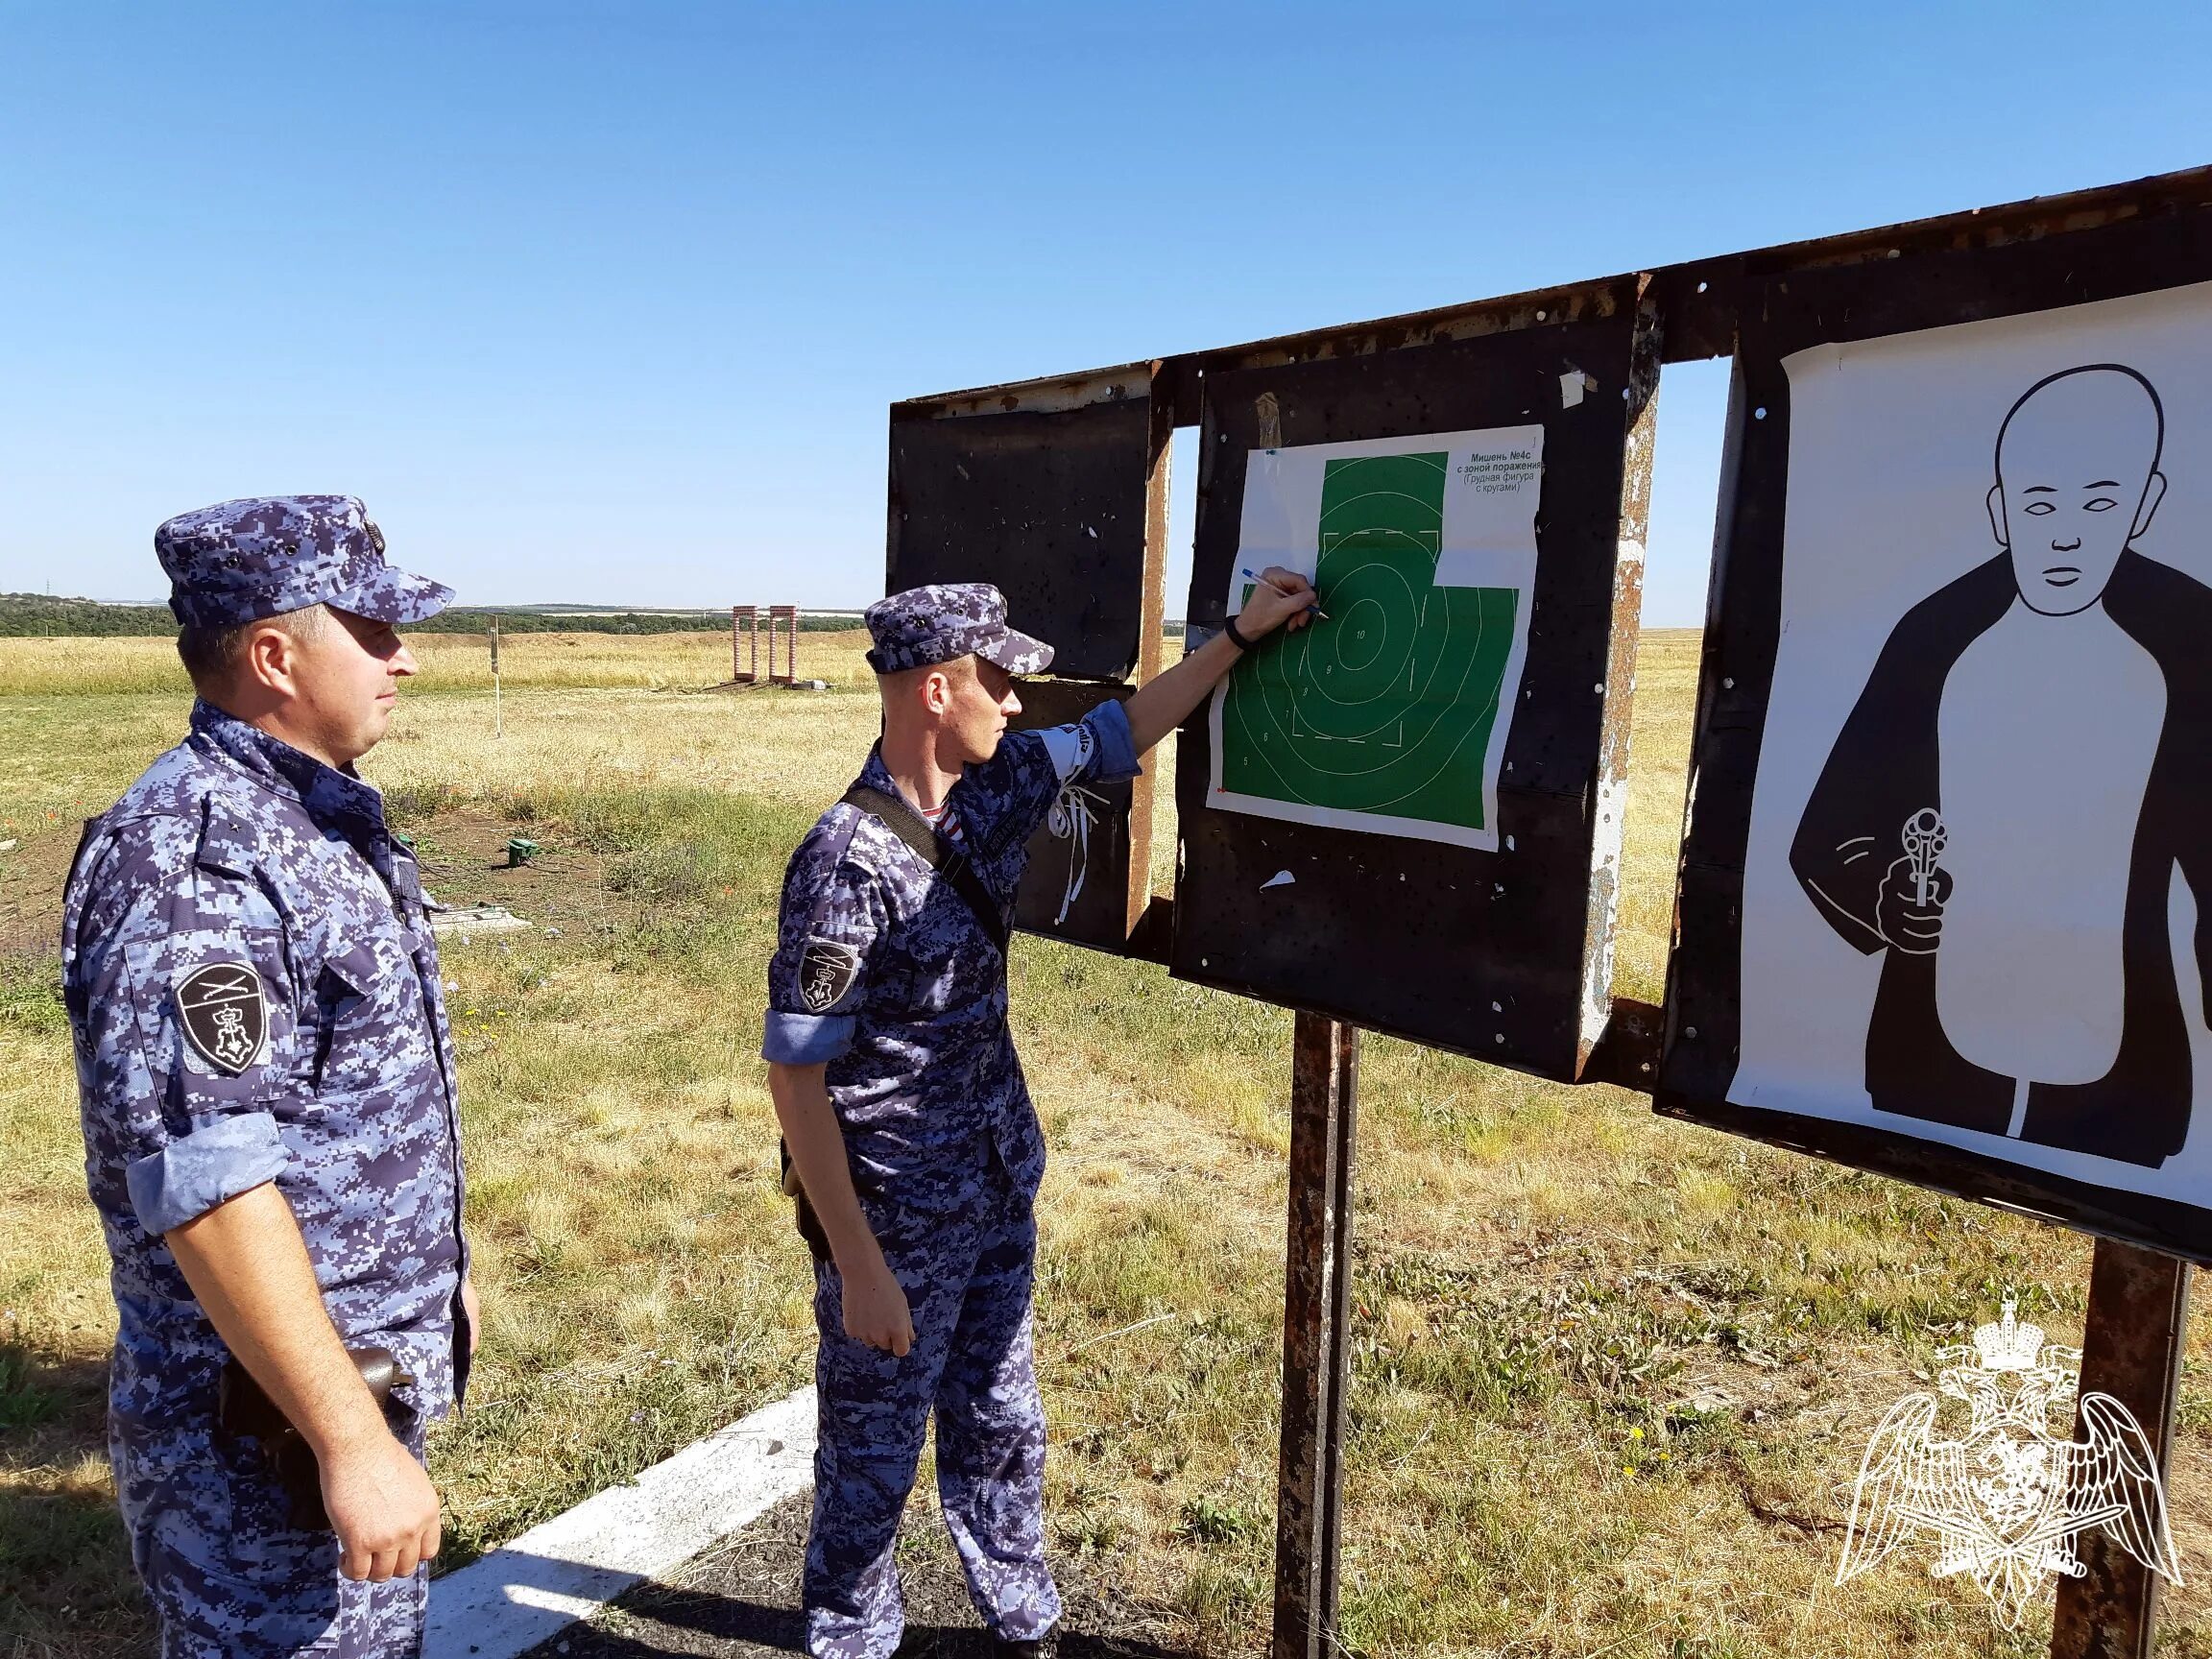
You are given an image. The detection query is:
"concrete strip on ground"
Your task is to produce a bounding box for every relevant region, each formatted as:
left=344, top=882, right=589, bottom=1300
left=426, top=1383, right=817, bottom=1659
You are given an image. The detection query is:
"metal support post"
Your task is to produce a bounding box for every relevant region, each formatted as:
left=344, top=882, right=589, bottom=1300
left=1273, top=1010, right=1358, bottom=1659
left=2050, top=1238, right=2191, bottom=1659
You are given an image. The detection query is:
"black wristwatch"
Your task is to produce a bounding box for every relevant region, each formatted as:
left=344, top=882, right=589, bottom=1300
left=1222, top=615, right=1256, bottom=652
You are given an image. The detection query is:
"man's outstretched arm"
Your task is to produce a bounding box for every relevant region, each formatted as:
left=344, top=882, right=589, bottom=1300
left=1122, top=566, right=1315, bottom=756
left=166, top=1183, right=442, bottom=1582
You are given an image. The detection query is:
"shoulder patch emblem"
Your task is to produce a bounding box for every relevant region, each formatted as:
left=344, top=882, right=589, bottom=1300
left=798, top=938, right=861, bottom=1014
left=176, top=961, right=270, bottom=1075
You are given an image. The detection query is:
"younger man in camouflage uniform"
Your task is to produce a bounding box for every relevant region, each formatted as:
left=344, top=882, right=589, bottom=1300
left=60, top=496, right=474, bottom=1658
left=764, top=573, right=1315, bottom=1657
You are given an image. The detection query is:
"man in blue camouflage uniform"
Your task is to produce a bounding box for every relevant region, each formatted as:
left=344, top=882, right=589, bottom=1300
left=764, top=573, right=1315, bottom=1658
left=60, top=495, right=474, bottom=1658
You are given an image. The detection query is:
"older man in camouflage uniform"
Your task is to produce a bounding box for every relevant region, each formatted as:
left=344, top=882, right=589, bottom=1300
left=765, top=573, right=1315, bottom=1658
left=60, top=495, right=473, bottom=1658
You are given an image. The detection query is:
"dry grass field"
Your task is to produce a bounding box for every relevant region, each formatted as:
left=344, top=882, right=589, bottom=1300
left=6, top=627, right=2212, bottom=1657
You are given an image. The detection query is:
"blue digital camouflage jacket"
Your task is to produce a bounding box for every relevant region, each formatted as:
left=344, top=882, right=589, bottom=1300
left=60, top=701, right=468, bottom=1439
left=762, top=701, right=1141, bottom=1214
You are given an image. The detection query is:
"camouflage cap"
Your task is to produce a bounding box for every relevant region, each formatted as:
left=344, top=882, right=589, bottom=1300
left=863, top=582, right=1053, bottom=676
left=155, top=495, right=455, bottom=630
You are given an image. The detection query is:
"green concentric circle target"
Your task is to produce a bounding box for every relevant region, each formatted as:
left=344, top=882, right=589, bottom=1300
left=1222, top=451, right=1519, bottom=831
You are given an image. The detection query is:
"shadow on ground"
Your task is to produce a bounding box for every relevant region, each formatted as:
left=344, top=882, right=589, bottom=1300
left=543, top=1588, right=1188, bottom=1659
left=533, top=1491, right=1200, bottom=1659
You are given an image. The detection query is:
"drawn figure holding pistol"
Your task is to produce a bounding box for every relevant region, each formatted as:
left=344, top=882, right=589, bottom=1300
left=1792, top=366, right=2212, bottom=1166
left=61, top=496, right=476, bottom=1657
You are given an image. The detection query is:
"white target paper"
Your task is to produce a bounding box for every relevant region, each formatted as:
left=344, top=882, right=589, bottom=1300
left=1731, top=278, right=2212, bottom=1201
left=1206, top=426, right=1542, bottom=851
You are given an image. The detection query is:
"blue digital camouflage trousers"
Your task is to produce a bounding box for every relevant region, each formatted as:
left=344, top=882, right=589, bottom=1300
left=117, top=1404, right=429, bottom=1658
left=805, top=1167, right=1059, bottom=1658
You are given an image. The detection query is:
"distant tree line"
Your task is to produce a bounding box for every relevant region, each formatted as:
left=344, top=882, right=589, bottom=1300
left=0, top=595, right=178, bottom=637
left=0, top=594, right=866, bottom=638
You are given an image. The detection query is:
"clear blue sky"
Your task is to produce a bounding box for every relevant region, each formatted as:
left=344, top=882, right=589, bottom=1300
left=2, top=3, right=2205, bottom=626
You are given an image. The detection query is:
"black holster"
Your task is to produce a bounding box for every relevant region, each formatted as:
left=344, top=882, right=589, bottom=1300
left=216, top=1348, right=412, bottom=1532
left=779, top=1138, right=832, bottom=1263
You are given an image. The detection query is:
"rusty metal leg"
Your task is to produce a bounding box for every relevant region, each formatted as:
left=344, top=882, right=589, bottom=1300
left=2050, top=1238, right=2191, bottom=1659
left=1274, top=1011, right=1358, bottom=1659
left=1318, top=1023, right=1357, bottom=1638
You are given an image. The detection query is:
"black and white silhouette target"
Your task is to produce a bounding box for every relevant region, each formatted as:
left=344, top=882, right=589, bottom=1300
left=1665, top=271, right=2212, bottom=1254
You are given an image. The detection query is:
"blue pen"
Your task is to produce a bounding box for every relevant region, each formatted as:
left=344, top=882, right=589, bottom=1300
left=1239, top=566, right=1329, bottom=620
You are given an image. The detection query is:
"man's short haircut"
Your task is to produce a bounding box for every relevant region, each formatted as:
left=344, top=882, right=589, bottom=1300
left=175, top=603, right=332, bottom=691
left=876, top=653, right=976, bottom=691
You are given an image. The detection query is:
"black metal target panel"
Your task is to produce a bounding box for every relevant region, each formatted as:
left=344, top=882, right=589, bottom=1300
left=887, top=371, right=1164, bottom=683
left=1170, top=289, right=1656, bottom=1080
left=883, top=369, right=1170, bottom=954
left=1659, top=204, right=2212, bottom=1264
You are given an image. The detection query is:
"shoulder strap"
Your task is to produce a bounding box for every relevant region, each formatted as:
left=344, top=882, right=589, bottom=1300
left=840, top=784, right=1011, bottom=959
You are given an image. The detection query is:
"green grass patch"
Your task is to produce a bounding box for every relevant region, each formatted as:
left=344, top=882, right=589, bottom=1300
left=8, top=652, right=2212, bottom=1658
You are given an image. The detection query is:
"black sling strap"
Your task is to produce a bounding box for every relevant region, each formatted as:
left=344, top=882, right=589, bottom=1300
left=839, top=782, right=1010, bottom=959
left=780, top=780, right=1013, bottom=1263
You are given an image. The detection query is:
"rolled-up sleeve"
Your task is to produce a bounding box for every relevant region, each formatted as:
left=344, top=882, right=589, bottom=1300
left=763, top=851, right=888, bottom=1067
left=762, top=1009, right=856, bottom=1066
left=993, top=696, right=1146, bottom=843
left=69, top=856, right=303, bottom=1235
left=1075, top=697, right=1141, bottom=785
left=126, top=1113, right=286, bottom=1236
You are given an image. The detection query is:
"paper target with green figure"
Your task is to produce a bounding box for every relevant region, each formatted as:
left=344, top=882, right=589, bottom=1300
left=1207, top=424, right=1544, bottom=851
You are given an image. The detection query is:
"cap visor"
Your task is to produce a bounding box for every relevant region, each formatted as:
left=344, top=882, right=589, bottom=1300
left=975, top=626, right=1053, bottom=677
left=333, top=565, right=456, bottom=625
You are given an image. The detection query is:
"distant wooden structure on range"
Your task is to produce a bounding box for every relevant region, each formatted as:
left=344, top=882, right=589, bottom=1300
left=731, top=604, right=799, bottom=685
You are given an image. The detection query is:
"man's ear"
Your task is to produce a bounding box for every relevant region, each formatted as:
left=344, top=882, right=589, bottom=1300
left=921, top=666, right=953, bottom=715
left=1985, top=482, right=2008, bottom=549
left=2132, top=470, right=2168, bottom=541
left=241, top=622, right=301, bottom=698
